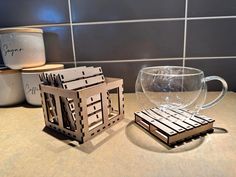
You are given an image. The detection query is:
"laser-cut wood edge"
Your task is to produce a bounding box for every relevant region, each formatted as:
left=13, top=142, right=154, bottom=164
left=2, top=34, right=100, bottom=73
left=134, top=109, right=214, bottom=146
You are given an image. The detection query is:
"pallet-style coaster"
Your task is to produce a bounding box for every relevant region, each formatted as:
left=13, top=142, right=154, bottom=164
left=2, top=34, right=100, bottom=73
left=134, top=107, right=214, bottom=146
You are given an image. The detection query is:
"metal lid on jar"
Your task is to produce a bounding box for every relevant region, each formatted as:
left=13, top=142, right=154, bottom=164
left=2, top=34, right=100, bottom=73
left=21, top=64, right=64, bottom=73
left=0, top=28, right=43, bottom=34
left=0, top=67, right=20, bottom=74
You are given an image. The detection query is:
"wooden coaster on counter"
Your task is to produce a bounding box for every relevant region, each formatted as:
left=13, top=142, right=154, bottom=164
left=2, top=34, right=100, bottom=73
left=134, top=107, right=215, bottom=147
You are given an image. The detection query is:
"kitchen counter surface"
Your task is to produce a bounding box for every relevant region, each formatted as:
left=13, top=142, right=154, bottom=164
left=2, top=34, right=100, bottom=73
left=0, top=92, right=236, bottom=177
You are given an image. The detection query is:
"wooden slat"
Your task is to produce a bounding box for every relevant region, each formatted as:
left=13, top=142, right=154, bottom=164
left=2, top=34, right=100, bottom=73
left=59, top=67, right=103, bottom=82
left=135, top=112, right=177, bottom=136
left=68, top=93, right=101, bottom=112
left=43, top=66, right=86, bottom=82
left=142, top=110, right=185, bottom=133
left=191, top=116, right=208, bottom=125
left=173, top=114, right=188, bottom=121
left=72, top=110, right=103, bottom=126
left=163, top=109, right=179, bottom=116
left=195, top=115, right=215, bottom=123
left=57, top=66, right=88, bottom=82
left=151, top=108, right=193, bottom=130
left=62, top=75, right=105, bottom=90
left=88, top=111, right=103, bottom=126
left=142, top=109, right=163, bottom=120
left=152, top=108, right=170, bottom=118
left=86, top=94, right=101, bottom=105
left=173, top=120, right=193, bottom=130
left=87, top=102, right=102, bottom=115
left=183, top=119, right=201, bottom=127
left=165, top=109, right=202, bottom=128
left=168, top=108, right=206, bottom=126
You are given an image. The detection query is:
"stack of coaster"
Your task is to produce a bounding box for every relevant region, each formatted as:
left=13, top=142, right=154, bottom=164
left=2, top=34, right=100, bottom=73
left=134, top=107, right=214, bottom=146
left=39, top=66, right=124, bottom=143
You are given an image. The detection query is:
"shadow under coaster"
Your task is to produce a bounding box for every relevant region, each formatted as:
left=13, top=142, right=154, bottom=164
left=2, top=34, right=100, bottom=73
left=134, top=107, right=215, bottom=146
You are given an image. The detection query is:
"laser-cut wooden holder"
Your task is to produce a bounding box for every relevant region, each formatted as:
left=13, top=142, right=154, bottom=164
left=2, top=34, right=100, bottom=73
left=39, top=67, right=124, bottom=144
left=134, top=107, right=215, bottom=146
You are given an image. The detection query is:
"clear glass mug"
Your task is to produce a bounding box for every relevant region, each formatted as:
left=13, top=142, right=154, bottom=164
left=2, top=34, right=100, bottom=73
left=135, top=66, right=228, bottom=118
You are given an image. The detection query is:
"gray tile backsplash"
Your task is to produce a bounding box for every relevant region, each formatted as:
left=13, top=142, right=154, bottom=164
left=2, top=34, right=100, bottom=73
left=185, top=58, right=236, bottom=91
left=71, top=0, right=185, bottom=22
left=0, top=0, right=236, bottom=92
left=0, top=0, right=69, bottom=27
left=186, top=19, right=236, bottom=57
left=42, top=26, right=74, bottom=63
left=188, top=0, right=236, bottom=17
left=74, top=21, right=184, bottom=61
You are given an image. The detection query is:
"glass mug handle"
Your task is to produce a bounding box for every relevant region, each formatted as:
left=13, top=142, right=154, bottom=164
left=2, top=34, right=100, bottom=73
left=201, top=76, right=228, bottom=109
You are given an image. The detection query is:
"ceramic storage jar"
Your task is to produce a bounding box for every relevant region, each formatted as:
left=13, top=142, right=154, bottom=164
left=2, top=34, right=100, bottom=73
left=0, top=28, right=46, bottom=69
left=21, top=64, right=64, bottom=106
left=0, top=68, right=25, bottom=106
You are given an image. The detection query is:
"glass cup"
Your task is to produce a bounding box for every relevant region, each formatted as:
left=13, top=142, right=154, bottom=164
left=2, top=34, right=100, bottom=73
left=135, top=66, right=227, bottom=118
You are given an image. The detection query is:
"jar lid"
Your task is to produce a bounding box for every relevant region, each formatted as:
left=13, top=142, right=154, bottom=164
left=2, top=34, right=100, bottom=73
left=0, top=28, right=43, bottom=34
left=21, top=64, right=64, bottom=73
left=0, top=67, right=20, bottom=74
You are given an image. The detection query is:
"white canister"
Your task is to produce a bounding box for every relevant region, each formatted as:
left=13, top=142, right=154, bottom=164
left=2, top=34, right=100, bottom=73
left=0, top=68, right=25, bottom=106
left=0, top=28, right=46, bottom=69
left=21, top=64, right=64, bottom=106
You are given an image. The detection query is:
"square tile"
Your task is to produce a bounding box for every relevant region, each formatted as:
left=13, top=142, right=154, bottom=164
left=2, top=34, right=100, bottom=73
left=185, top=58, right=236, bottom=91
left=76, top=59, right=182, bottom=92
left=188, top=0, right=236, bottom=17
left=42, top=26, right=74, bottom=63
left=71, top=0, right=185, bottom=22
left=186, top=19, right=236, bottom=57
left=0, top=0, right=69, bottom=27
left=74, top=21, right=184, bottom=61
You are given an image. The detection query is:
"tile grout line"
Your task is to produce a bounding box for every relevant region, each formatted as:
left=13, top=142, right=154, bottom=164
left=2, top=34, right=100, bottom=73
left=2, top=15, right=236, bottom=30
left=72, top=18, right=185, bottom=26
left=188, top=15, right=236, bottom=20
left=182, top=0, right=188, bottom=67
left=186, top=56, right=236, bottom=60
left=68, top=0, right=77, bottom=67
left=47, top=58, right=183, bottom=64
left=76, top=58, right=183, bottom=63
left=45, top=56, right=236, bottom=65
left=182, top=1, right=187, bottom=92
left=1, top=56, right=235, bottom=66
left=0, top=23, right=71, bottom=29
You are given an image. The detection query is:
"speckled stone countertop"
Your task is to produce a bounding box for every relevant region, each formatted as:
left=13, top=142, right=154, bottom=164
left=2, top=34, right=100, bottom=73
left=0, top=92, right=235, bottom=177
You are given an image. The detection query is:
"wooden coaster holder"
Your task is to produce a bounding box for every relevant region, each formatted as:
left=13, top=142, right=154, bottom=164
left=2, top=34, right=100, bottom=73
left=40, top=77, right=124, bottom=144
left=135, top=107, right=215, bottom=146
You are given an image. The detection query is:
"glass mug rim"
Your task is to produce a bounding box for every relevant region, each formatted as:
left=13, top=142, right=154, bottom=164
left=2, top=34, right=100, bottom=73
left=140, top=66, right=204, bottom=77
